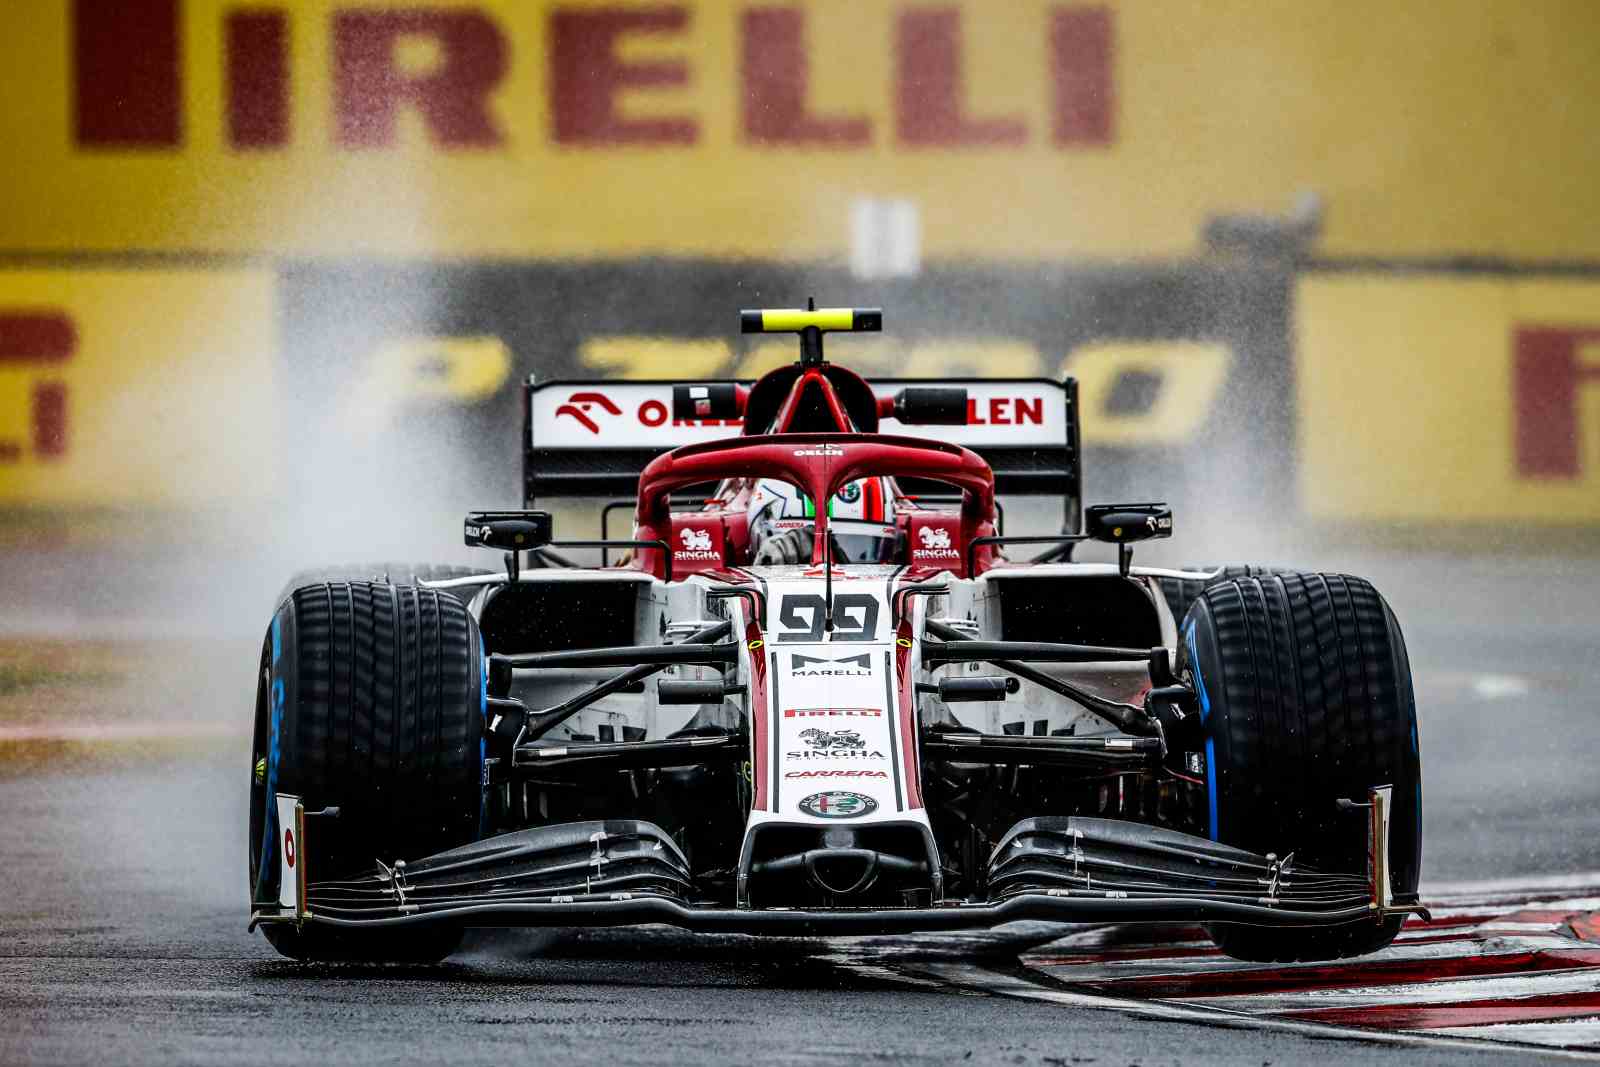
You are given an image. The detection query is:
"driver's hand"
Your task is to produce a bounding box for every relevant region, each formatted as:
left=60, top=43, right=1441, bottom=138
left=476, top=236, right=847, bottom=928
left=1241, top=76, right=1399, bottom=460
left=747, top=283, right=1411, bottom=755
left=753, top=527, right=811, bottom=566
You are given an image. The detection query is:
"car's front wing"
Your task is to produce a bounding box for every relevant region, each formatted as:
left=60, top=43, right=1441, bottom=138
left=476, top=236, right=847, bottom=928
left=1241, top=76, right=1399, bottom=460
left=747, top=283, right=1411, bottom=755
left=251, top=787, right=1425, bottom=937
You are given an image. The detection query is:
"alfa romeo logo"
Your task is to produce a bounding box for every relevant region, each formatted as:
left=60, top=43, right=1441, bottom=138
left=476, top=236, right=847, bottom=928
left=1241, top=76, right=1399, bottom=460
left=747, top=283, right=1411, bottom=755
left=797, top=791, right=878, bottom=819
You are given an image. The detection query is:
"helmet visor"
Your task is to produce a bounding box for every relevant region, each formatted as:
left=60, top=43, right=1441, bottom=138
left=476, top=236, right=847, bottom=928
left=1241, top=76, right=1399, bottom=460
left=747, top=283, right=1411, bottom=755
left=827, top=520, right=901, bottom=564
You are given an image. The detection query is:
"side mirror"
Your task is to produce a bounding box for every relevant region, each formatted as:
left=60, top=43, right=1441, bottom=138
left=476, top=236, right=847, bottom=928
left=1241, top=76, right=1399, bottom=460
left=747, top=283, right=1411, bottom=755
left=672, top=383, right=744, bottom=420
left=892, top=387, right=968, bottom=425
left=1085, top=503, right=1173, bottom=545
left=464, top=510, right=553, bottom=552
left=937, top=676, right=1020, bottom=702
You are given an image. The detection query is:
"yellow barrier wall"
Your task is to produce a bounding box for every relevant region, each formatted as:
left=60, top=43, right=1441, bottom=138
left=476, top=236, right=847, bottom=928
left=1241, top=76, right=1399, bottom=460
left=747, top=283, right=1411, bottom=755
left=1, top=0, right=1597, bottom=260
left=0, top=270, right=277, bottom=505
left=1297, top=275, right=1600, bottom=522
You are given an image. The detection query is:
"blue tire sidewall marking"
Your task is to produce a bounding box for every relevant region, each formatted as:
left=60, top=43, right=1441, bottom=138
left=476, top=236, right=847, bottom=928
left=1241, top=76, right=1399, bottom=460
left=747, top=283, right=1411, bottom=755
left=478, top=635, right=488, bottom=837
left=1183, top=618, right=1220, bottom=841
left=255, top=614, right=286, bottom=901
left=1183, top=618, right=1211, bottom=720
left=1204, top=736, right=1219, bottom=842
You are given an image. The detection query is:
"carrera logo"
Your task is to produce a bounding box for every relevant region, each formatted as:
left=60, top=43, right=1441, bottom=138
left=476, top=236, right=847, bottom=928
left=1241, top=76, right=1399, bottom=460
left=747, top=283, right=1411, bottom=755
left=553, top=391, right=623, bottom=434
left=790, top=652, right=872, bottom=676
left=784, top=769, right=888, bottom=779
left=784, top=707, right=883, bottom=718
left=797, top=791, right=879, bottom=820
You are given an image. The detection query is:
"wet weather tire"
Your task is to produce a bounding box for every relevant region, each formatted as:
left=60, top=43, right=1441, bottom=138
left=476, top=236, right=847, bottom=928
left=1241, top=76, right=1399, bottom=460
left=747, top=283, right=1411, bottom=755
left=248, top=580, right=485, bottom=963
left=1156, top=564, right=1292, bottom=625
left=274, top=562, right=487, bottom=607
left=1182, top=572, right=1421, bottom=962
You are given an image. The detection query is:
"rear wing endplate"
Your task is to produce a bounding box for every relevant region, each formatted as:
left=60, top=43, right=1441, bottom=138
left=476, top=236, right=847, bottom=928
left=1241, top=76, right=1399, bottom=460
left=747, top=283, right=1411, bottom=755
left=523, top=377, right=1081, bottom=531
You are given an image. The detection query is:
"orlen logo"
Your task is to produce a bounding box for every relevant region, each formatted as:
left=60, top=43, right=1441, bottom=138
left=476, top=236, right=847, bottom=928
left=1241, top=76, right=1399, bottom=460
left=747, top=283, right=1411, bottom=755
left=554, top=391, right=623, bottom=434
left=793, top=445, right=845, bottom=457
left=1515, top=326, right=1600, bottom=479
left=549, top=389, right=715, bottom=434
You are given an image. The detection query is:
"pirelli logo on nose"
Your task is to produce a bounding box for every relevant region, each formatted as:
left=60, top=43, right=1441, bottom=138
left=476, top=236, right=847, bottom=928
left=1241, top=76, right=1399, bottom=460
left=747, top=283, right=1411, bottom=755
left=783, top=707, right=884, bottom=718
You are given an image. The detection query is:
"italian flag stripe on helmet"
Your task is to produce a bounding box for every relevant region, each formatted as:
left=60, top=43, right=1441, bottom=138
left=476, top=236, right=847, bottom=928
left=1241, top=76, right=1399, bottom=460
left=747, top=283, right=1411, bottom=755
left=864, top=477, right=884, bottom=522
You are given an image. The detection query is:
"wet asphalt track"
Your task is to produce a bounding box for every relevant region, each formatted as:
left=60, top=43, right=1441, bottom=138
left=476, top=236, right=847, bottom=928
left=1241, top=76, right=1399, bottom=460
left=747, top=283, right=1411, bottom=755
left=2, top=547, right=1597, bottom=1065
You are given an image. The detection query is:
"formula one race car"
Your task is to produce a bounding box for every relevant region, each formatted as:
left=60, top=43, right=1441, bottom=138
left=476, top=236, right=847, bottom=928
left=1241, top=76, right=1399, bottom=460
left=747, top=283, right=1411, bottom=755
left=249, top=305, right=1423, bottom=964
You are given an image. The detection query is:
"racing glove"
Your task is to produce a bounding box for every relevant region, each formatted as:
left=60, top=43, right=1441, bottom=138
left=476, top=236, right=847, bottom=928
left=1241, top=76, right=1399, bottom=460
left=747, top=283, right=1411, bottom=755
left=753, top=527, right=812, bottom=566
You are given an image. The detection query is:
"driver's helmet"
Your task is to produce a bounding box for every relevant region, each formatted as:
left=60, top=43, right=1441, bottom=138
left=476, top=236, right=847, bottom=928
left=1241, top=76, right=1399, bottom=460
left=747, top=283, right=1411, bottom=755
left=748, top=477, right=899, bottom=564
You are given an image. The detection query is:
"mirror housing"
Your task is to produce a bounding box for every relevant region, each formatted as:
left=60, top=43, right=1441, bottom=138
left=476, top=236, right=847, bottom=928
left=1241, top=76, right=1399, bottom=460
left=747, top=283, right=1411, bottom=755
left=672, top=383, right=745, bottom=420
left=1085, top=503, right=1173, bottom=545
left=464, top=510, right=553, bottom=552
left=657, top=679, right=738, bottom=705
left=892, top=387, right=968, bottom=425
left=938, top=676, right=1020, bottom=702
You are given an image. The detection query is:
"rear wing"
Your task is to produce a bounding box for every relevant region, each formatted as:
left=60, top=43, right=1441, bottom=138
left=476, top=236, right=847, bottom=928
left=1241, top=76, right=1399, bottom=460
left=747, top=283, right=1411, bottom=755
left=522, top=377, right=1082, bottom=531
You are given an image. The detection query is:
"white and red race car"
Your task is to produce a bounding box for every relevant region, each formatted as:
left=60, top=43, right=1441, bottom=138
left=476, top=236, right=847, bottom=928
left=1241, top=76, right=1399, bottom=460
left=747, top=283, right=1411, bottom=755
left=249, top=305, right=1423, bottom=964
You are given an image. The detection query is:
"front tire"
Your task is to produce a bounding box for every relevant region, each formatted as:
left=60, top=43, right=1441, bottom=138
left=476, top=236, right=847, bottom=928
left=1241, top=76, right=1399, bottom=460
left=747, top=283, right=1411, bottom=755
left=1182, top=572, right=1421, bottom=962
left=248, top=581, right=485, bottom=962
left=274, top=562, right=486, bottom=607
left=1156, top=563, right=1291, bottom=624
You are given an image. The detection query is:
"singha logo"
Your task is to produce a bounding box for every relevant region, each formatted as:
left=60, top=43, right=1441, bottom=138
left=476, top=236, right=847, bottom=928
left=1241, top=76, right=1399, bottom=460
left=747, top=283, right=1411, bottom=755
left=913, top=525, right=958, bottom=559
left=675, top=526, right=719, bottom=561
left=800, top=728, right=865, bottom=751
